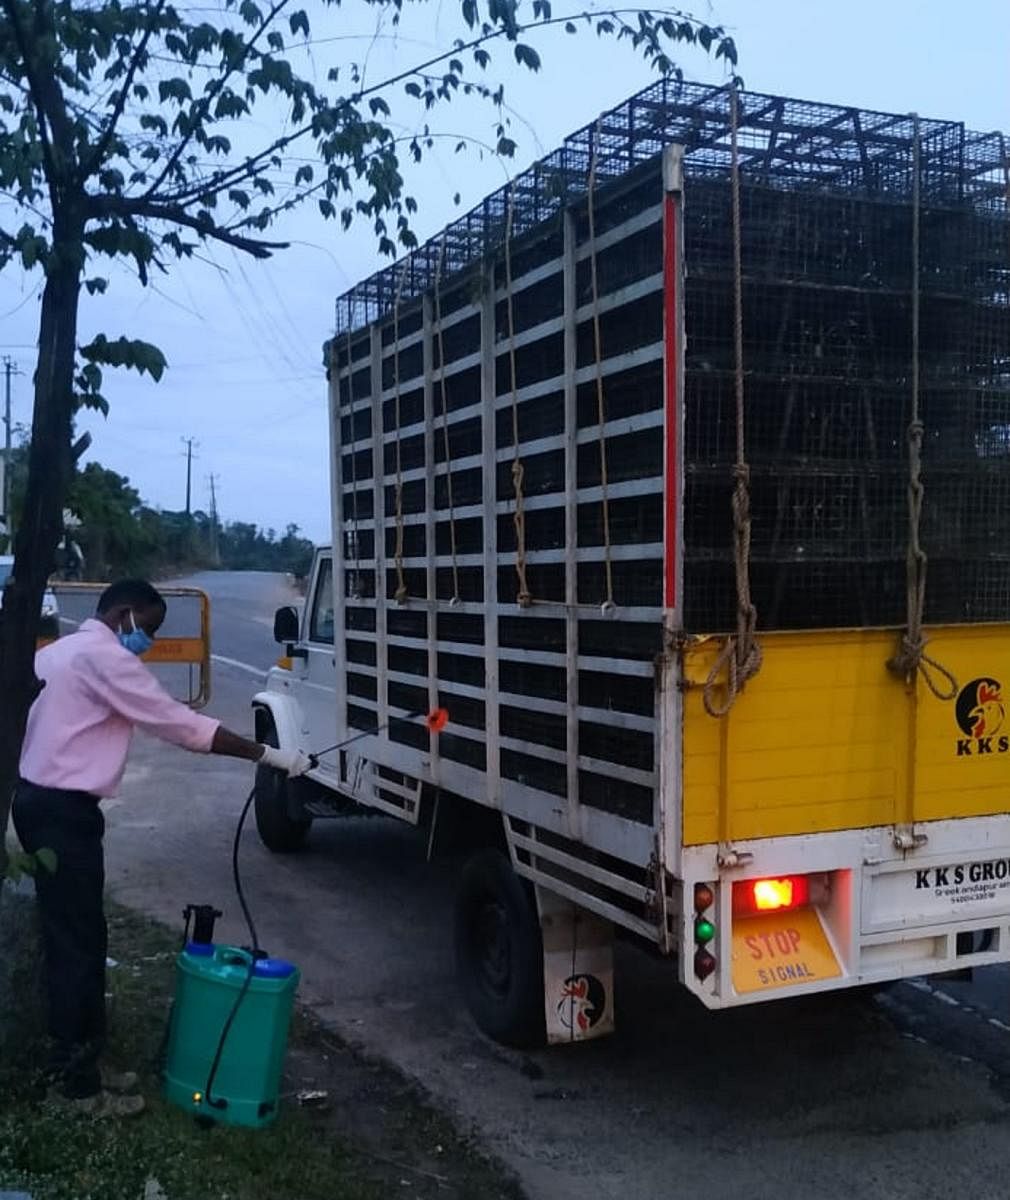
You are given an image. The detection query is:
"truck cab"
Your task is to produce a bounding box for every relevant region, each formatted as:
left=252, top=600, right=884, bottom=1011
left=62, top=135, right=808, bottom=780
left=253, top=548, right=345, bottom=847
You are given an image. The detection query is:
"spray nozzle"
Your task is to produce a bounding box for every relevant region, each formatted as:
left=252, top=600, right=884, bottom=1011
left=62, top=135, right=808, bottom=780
left=183, top=903, right=222, bottom=946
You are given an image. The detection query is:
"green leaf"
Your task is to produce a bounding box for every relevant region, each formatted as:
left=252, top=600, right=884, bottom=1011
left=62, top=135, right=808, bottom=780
left=158, top=77, right=192, bottom=104
left=716, top=37, right=739, bottom=66
left=78, top=362, right=104, bottom=393
left=288, top=9, right=310, bottom=37
left=34, top=847, right=58, bottom=875
left=16, top=226, right=49, bottom=270
left=81, top=335, right=167, bottom=382
left=85, top=277, right=109, bottom=296
left=514, top=43, right=540, bottom=70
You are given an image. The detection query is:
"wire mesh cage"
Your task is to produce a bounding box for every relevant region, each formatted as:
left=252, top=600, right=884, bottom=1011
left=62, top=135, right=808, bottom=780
left=327, top=81, right=1009, bottom=844
left=334, top=79, right=1009, bottom=636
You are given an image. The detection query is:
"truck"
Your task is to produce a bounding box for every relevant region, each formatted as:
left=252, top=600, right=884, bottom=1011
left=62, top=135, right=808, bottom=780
left=252, top=78, right=1010, bottom=1047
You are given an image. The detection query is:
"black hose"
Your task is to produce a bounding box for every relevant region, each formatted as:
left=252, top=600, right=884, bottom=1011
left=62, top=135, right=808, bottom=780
left=200, top=709, right=432, bottom=1112
left=203, top=784, right=259, bottom=1111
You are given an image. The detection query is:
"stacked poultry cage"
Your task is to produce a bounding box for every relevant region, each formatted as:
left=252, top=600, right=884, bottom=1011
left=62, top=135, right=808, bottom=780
left=328, top=79, right=1009, bottom=837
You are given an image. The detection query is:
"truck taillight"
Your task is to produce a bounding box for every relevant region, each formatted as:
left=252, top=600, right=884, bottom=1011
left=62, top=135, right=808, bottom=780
left=733, top=874, right=812, bottom=916
left=693, top=881, right=717, bottom=981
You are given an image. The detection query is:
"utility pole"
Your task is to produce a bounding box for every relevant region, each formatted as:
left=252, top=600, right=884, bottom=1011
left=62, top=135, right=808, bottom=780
left=181, top=436, right=199, bottom=517
left=207, top=473, right=221, bottom=566
left=2, top=356, right=22, bottom=546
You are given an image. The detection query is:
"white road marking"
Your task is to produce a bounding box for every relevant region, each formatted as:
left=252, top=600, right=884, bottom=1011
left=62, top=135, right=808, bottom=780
left=212, top=654, right=267, bottom=679
left=903, top=977, right=965, bottom=1010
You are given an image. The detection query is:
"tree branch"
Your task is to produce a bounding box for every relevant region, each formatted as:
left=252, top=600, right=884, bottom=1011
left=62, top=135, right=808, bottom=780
left=142, top=0, right=293, bottom=202
left=154, top=4, right=714, bottom=210
left=89, top=194, right=288, bottom=258
left=0, top=0, right=57, bottom=182
left=83, top=0, right=169, bottom=181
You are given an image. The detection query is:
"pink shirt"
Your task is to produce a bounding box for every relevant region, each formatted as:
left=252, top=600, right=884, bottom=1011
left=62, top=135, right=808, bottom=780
left=20, top=618, right=220, bottom=798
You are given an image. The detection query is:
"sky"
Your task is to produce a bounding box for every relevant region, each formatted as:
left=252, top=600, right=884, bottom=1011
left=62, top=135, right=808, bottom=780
left=1, top=0, right=1009, bottom=543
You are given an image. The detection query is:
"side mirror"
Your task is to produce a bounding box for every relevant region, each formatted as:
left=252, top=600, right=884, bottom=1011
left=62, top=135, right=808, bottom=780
left=273, top=605, right=300, bottom=644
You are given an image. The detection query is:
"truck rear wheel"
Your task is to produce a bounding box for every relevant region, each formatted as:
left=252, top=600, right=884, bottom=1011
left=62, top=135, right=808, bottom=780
left=454, top=849, right=545, bottom=1048
left=254, top=716, right=312, bottom=853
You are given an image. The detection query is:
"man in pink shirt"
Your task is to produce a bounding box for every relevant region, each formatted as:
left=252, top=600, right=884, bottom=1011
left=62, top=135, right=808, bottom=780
left=12, top=578, right=309, bottom=1117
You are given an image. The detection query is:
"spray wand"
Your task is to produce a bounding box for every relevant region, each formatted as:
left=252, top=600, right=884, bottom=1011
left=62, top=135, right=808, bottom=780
left=196, top=706, right=448, bottom=1116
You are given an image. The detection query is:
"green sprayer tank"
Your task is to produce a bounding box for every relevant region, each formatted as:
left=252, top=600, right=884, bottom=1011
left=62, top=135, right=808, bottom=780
left=163, top=942, right=300, bottom=1128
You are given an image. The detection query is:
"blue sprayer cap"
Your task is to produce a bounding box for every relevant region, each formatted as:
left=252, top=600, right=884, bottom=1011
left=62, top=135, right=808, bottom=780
left=185, top=941, right=214, bottom=956
left=252, top=957, right=297, bottom=979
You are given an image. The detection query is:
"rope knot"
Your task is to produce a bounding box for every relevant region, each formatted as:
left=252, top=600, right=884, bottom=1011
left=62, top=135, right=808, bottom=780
left=735, top=632, right=763, bottom=685
left=702, top=631, right=764, bottom=719
left=887, top=633, right=925, bottom=680
left=887, top=632, right=959, bottom=702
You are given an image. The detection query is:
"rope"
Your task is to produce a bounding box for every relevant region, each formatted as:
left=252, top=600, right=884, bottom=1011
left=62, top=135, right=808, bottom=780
left=434, top=236, right=461, bottom=606
left=345, top=326, right=362, bottom=599
left=587, top=123, right=616, bottom=615
left=703, top=86, right=762, bottom=718
left=392, top=263, right=409, bottom=605
left=505, top=183, right=532, bottom=608
left=885, top=115, right=957, bottom=701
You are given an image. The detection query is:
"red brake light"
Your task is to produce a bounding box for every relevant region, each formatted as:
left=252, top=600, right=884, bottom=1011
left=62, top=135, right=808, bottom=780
left=733, top=875, right=810, bottom=916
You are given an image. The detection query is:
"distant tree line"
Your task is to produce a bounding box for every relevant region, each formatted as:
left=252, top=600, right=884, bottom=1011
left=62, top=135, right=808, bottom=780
left=2, top=443, right=315, bottom=581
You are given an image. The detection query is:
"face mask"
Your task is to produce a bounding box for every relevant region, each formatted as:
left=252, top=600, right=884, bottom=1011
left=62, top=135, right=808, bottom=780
left=119, top=610, right=153, bottom=656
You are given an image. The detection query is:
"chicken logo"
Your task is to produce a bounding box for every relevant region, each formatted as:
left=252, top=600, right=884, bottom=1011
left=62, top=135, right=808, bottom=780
left=956, top=678, right=1005, bottom=740
left=955, top=678, right=1010, bottom=757
left=556, top=973, right=606, bottom=1034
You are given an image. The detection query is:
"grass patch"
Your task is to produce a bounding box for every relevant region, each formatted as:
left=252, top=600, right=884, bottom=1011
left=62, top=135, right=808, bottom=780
left=0, top=903, right=523, bottom=1200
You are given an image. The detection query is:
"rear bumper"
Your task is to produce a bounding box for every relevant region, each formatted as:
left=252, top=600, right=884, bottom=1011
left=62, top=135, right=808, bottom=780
left=680, top=814, right=1010, bottom=1009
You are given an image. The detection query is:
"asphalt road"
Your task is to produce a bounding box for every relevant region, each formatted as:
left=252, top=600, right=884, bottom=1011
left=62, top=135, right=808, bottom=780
left=56, top=572, right=1010, bottom=1199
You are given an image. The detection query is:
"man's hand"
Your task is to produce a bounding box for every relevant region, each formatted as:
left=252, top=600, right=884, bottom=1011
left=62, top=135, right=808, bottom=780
left=258, top=746, right=314, bottom=777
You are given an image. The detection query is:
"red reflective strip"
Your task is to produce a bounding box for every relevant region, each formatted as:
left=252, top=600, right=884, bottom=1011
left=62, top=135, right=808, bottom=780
left=663, top=191, right=679, bottom=610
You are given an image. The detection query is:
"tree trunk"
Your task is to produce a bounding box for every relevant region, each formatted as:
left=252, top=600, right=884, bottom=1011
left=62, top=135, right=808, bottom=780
left=0, top=221, right=83, bottom=875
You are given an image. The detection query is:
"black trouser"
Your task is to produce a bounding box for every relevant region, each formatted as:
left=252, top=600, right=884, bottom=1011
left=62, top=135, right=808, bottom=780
left=12, top=780, right=107, bottom=1099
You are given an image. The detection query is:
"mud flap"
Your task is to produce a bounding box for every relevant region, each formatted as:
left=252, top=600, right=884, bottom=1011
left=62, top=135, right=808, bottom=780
left=536, top=887, right=615, bottom=1043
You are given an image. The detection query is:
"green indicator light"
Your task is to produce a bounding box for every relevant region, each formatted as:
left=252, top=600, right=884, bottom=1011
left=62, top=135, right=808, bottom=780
left=694, top=918, right=715, bottom=945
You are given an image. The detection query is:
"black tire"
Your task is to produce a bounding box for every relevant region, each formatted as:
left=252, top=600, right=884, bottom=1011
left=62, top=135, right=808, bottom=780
left=253, top=716, right=312, bottom=853
left=454, top=849, right=545, bottom=1048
